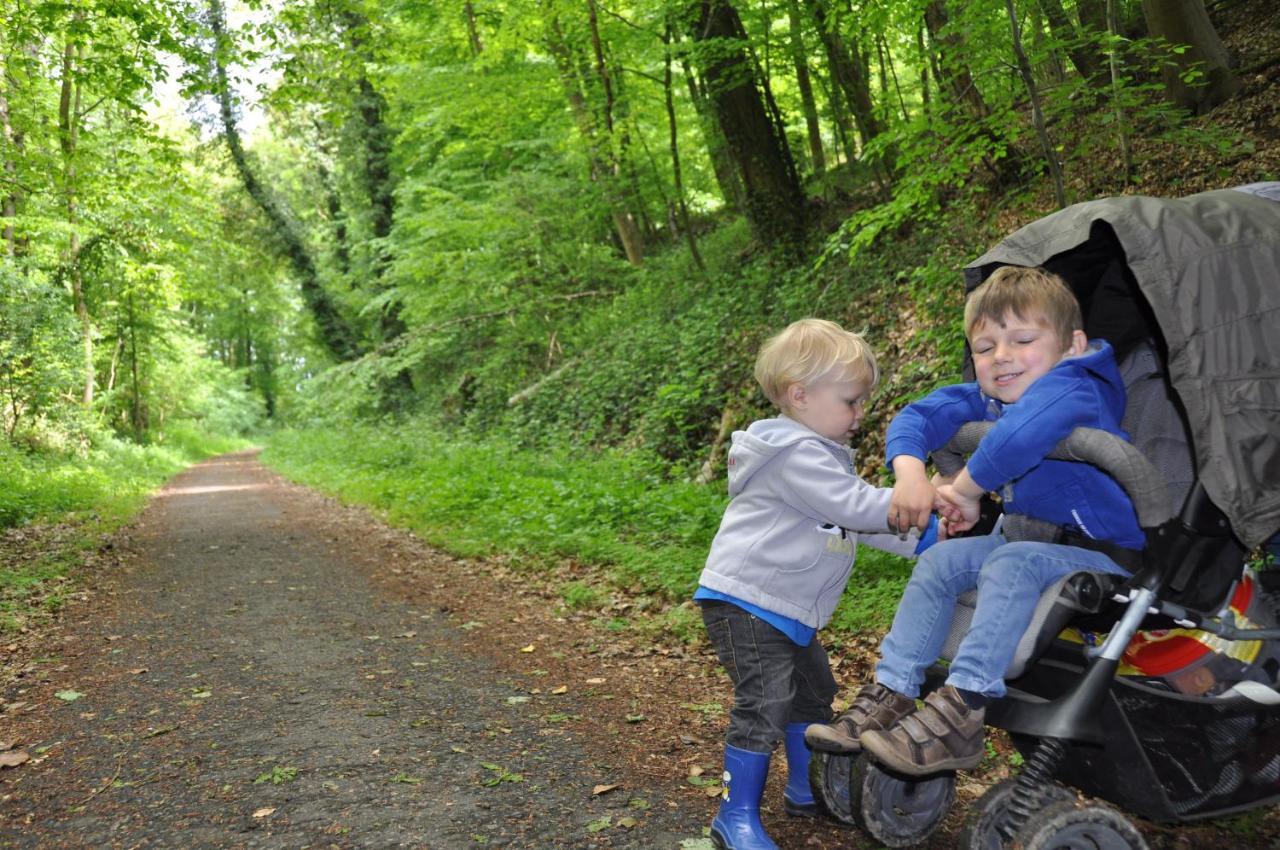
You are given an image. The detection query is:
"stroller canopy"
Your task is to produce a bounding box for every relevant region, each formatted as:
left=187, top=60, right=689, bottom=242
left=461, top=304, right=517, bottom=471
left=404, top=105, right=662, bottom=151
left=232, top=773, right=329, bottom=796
left=964, top=187, right=1280, bottom=549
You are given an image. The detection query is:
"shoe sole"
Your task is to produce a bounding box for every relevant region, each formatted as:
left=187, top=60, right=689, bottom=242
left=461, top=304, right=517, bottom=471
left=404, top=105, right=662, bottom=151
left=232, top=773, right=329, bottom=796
left=803, top=732, right=862, bottom=754
left=861, top=734, right=982, bottom=776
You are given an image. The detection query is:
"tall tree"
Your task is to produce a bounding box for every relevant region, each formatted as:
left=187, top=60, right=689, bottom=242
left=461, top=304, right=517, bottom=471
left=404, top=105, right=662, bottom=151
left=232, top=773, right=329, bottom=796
left=1037, top=0, right=1101, bottom=81
left=58, top=30, right=94, bottom=405
left=1007, top=0, right=1066, bottom=208
left=804, top=0, right=883, bottom=152
left=1141, top=0, right=1239, bottom=114
left=207, top=0, right=360, bottom=361
left=786, top=0, right=825, bottom=175
left=923, top=0, right=991, bottom=123
left=685, top=0, right=805, bottom=246
left=543, top=3, right=647, bottom=264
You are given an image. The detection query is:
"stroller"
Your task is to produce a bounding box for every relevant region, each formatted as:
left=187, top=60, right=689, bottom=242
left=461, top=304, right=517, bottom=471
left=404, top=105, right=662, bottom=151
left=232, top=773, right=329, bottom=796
left=809, top=184, right=1280, bottom=849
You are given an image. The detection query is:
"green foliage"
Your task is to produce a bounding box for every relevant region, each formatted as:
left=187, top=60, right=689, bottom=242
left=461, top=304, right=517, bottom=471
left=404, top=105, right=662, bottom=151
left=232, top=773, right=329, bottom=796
left=264, top=422, right=727, bottom=600
left=560, top=581, right=607, bottom=610
left=254, top=765, right=299, bottom=785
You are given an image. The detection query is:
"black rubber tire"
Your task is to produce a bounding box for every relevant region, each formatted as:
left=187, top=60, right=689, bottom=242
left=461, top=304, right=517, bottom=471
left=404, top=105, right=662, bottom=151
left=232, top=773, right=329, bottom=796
left=809, top=749, right=858, bottom=827
left=1013, top=800, right=1149, bottom=850
left=956, top=776, right=1076, bottom=850
left=848, top=754, right=956, bottom=848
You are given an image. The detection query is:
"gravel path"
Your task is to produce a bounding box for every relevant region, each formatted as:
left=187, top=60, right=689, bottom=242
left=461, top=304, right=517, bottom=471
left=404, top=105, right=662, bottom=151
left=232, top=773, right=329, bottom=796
left=0, top=452, right=710, bottom=849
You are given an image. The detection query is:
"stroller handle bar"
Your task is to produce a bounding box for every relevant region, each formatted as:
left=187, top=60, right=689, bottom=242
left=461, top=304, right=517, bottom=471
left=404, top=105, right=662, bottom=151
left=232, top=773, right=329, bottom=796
left=941, top=422, right=1175, bottom=531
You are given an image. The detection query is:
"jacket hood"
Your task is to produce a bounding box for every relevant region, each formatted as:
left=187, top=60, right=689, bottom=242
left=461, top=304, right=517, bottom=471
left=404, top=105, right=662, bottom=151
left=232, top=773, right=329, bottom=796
left=1065, top=339, right=1126, bottom=419
left=726, top=417, right=849, bottom=496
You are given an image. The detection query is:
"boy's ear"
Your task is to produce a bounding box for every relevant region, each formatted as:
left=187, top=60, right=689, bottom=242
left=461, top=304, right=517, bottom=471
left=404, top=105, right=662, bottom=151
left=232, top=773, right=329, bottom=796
left=1065, top=329, right=1088, bottom=356
left=786, top=382, right=807, bottom=410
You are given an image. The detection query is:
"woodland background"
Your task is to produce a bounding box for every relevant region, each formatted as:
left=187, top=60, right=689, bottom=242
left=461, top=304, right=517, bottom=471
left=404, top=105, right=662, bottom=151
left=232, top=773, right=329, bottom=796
left=1, top=0, right=1277, bottom=638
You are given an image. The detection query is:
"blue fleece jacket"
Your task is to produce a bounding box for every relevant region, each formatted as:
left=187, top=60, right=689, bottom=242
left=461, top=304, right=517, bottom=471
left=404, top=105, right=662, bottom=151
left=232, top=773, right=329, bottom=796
left=884, top=340, right=1143, bottom=549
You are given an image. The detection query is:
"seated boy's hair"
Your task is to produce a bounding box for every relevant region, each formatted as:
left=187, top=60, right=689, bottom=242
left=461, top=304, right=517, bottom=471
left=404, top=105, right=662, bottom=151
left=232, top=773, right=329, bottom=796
left=755, top=318, right=879, bottom=409
left=965, top=266, right=1083, bottom=346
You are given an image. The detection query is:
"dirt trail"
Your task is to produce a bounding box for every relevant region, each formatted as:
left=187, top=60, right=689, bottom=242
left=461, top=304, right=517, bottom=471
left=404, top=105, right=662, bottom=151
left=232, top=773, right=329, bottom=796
left=0, top=452, right=717, bottom=849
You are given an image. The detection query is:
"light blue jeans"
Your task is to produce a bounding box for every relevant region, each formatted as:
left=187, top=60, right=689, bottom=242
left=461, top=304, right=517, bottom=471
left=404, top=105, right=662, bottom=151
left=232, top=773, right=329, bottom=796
left=875, top=532, right=1131, bottom=698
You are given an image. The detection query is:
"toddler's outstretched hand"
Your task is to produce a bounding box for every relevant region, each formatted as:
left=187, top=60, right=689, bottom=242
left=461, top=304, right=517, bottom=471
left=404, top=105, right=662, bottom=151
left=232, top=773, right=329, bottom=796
left=890, top=476, right=935, bottom=535
left=935, top=484, right=981, bottom=534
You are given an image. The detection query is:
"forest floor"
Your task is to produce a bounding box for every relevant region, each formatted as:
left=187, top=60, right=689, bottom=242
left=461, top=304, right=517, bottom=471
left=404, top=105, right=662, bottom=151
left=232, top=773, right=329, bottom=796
left=3, top=452, right=1279, bottom=849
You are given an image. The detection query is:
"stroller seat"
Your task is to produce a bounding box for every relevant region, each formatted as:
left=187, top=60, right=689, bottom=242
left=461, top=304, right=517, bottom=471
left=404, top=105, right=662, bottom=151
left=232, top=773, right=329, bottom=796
left=943, top=569, right=1121, bottom=681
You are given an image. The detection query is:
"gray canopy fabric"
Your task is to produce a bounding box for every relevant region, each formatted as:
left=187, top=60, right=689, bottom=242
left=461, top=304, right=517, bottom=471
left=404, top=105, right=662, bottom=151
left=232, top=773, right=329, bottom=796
left=963, top=187, right=1280, bottom=549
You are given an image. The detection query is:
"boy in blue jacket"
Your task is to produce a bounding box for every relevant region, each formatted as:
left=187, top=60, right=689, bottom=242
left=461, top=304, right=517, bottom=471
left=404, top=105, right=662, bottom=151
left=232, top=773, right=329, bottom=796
left=696, top=319, right=932, bottom=850
left=806, top=265, right=1141, bottom=777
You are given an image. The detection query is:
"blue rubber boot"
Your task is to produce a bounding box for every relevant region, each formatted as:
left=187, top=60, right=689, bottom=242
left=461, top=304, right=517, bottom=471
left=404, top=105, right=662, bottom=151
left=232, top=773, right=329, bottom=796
left=710, top=745, right=778, bottom=850
left=783, top=722, right=818, bottom=817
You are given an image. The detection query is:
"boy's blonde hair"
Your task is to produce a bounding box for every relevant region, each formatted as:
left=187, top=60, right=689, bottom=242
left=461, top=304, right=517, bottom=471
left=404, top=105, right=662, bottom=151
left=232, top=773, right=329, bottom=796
left=755, top=318, right=879, bottom=409
left=964, top=265, right=1082, bottom=347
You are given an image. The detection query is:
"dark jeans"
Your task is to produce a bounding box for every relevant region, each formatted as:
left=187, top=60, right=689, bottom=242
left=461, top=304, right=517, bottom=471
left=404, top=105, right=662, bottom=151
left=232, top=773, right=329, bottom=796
left=700, top=600, right=837, bottom=753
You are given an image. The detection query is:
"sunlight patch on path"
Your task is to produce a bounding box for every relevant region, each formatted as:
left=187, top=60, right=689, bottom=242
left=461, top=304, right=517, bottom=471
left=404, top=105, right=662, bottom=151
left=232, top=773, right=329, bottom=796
left=157, top=484, right=269, bottom=497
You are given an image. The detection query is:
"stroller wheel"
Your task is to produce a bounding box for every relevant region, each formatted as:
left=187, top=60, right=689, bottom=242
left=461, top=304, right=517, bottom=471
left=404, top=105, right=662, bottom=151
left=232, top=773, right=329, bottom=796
left=808, top=750, right=857, bottom=826
left=1013, top=799, right=1149, bottom=850
left=957, top=776, right=1075, bottom=849
left=848, top=754, right=955, bottom=848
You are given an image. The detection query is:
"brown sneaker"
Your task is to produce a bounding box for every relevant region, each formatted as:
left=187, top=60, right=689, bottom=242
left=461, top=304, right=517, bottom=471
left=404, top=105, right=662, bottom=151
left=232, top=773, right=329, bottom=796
left=804, top=683, right=916, bottom=754
left=859, top=685, right=985, bottom=776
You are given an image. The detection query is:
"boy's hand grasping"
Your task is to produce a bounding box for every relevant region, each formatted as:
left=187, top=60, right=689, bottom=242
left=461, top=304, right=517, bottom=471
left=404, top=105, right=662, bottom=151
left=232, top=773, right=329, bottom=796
left=934, top=485, right=980, bottom=533
left=933, top=466, right=986, bottom=534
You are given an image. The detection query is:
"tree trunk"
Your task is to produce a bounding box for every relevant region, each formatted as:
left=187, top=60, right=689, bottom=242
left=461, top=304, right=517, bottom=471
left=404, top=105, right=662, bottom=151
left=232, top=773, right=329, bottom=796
left=337, top=11, right=414, bottom=407
left=1141, top=0, right=1239, bottom=114
left=314, top=142, right=351, bottom=277
left=1038, top=0, right=1100, bottom=81
left=686, top=0, right=805, bottom=246
left=681, top=57, right=747, bottom=209
left=586, top=0, right=646, bottom=263
left=1006, top=0, right=1066, bottom=208
left=464, top=1, right=484, bottom=56
left=1077, top=0, right=1108, bottom=37
left=1107, top=0, right=1132, bottom=183
left=0, top=85, right=16, bottom=255
left=208, top=0, right=360, bottom=361
left=916, top=25, right=931, bottom=110
left=663, top=23, right=706, bottom=271
left=923, top=0, right=991, bottom=122
left=805, top=0, right=882, bottom=151
left=59, top=37, right=93, bottom=406
left=128, top=295, right=144, bottom=439
left=787, top=0, right=825, bottom=175
left=544, top=9, right=646, bottom=264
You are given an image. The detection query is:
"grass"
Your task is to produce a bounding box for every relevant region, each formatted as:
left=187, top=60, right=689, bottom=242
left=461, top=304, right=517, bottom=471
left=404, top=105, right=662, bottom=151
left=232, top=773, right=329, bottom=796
left=0, top=420, right=252, bottom=633
left=262, top=422, right=914, bottom=640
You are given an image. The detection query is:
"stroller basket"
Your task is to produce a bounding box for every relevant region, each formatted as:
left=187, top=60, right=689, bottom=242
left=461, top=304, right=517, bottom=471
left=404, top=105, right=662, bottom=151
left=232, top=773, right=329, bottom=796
left=1007, top=656, right=1280, bottom=822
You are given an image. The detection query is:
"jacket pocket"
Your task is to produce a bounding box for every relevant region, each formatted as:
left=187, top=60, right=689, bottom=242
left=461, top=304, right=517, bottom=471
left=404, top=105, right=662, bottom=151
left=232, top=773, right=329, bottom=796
left=1061, top=481, right=1111, bottom=541
left=765, top=525, right=854, bottom=615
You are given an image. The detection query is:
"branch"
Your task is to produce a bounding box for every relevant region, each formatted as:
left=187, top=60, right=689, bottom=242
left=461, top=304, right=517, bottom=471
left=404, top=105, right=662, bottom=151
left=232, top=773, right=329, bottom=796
left=76, top=94, right=110, bottom=121
left=620, top=66, right=664, bottom=85
left=597, top=5, right=658, bottom=36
